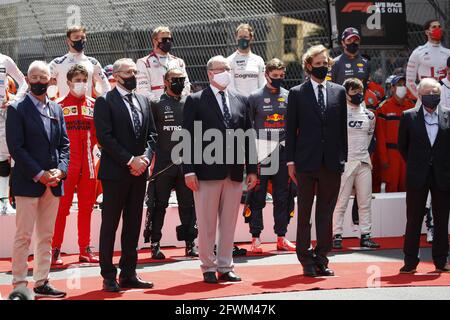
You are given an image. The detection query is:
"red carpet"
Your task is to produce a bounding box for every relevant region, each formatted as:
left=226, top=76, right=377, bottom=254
left=0, top=235, right=437, bottom=273
left=0, top=261, right=448, bottom=300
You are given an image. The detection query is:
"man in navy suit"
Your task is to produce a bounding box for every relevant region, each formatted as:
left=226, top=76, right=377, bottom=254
left=286, top=45, right=348, bottom=277
left=6, top=61, right=70, bottom=298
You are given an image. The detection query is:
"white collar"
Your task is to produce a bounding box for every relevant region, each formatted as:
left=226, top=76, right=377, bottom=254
left=116, top=85, right=134, bottom=97
left=210, top=84, right=227, bottom=96
left=310, top=78, right=327, bottom=89
left=423, top=105, right=439, bottom=117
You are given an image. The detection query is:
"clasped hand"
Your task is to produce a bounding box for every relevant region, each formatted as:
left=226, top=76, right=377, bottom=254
left=129, top=155, right=149, bottom=176
left=39, top=169, right=64, bottom=187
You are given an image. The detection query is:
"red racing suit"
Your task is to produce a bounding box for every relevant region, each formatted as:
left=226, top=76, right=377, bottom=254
left=52, top=93, right=97, bottom=250
left=375, top=96, right=415, bottom=192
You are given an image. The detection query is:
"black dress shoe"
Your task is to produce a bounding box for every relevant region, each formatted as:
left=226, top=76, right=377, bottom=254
left=119, top=276, right=154, bottom=289
left=218, top=271, right=242, bottom=282
left=399, top=265, right=417, bottom=274
left=316, top=264, right=335, bottom=276
left=303, top=265, right=318, bottom=277
left=103, top=279, right=120, bottom=292
left=435, top=264, right=450, bottom=273
left=203, top=272, right=218, bottom=284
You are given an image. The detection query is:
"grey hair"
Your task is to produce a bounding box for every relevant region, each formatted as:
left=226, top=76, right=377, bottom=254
left=207, top=55, right=229, bottom=70
left=113, top=58, right=135, bottom=74
left=28, top=60, right=50, bottom=75
left=418, top=77, right=441, bottom=94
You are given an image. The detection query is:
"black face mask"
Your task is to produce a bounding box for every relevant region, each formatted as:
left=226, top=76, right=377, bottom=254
left=30, top=82, right=49, bottom=96
left=268, top=76, right=283, bottom=90
left=169, top=77, right=185, bottom=95
left=158, top=41, right=172, bottom=53
left=238, top=38, right=250, bottom=50
left=310, top=66, right=328, bottom=80
left=422, top=94, right=440, bottom=110
left=121, top=75, right=137, bottom=91
left=346, top=42, right=359, bottom=54
left=71, top=39, right=86, bottom=52
left=349, top=92, right=364, bottom=105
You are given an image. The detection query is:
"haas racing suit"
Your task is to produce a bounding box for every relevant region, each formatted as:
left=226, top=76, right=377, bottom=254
left=246, top=86, right=291, bottom=237
left=148, top=93, right=197, bottom=245
left=52, top=93, right=97, bottom=251
left=406, top=41, right=450, bottom=98
left=227, top=50, right=266, bottom=96
left=136, top=51, right=191, bottom=101
left=375, top=96, right=415, bottom=192
left=333, top=104, right=375, bottom=237
left=49, top=52, right=111, bottom=99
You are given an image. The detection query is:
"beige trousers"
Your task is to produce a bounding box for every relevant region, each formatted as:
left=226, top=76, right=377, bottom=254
left=12, top=187, right=60, bottom=288
left=194, top=177, right=243, bottom=274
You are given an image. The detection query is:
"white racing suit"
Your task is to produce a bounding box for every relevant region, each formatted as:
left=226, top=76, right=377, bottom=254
left=227, top=50, right=266, bottom=97
left=406, top=41, right=450, bottom=98
left=49, top=52, right=110, bottom=98
left=333, top=104, right=375, bottom=236
left=0, top=54, right=28, bottom=206
left=136, top=51, right=191, bottom=101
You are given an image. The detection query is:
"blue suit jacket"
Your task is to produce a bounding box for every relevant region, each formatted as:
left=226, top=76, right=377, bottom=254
left=6, top=95, right=70, bottom=197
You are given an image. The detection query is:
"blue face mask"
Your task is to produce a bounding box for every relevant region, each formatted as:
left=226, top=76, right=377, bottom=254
left=238, top=38, right=250, bottom=50
left=422, top=94, right=440, bottom=110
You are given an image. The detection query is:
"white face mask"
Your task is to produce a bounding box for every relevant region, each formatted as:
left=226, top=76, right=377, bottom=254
left=213, top=71, right=232, bottom=88
left=396, top=86, right=407, bottom=99
left=73, top=82, right=87, bottom=96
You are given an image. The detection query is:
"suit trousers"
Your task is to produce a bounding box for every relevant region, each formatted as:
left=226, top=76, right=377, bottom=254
left=404, top=168, right=450, bottom=269
left=194, top=177, right=243, bottom=274
left=12, top=187, right=60, bottom=288
left=99, top=176, right=147, bottom=280
left=296, top=165, right=341, bottom=267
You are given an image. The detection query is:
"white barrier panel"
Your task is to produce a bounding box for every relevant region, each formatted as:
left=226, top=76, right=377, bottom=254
left=0, top=192, right=447, bottom=258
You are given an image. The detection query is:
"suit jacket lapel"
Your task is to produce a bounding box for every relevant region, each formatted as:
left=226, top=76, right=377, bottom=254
left=134, top=93, right=149, bottom=135
left=306, top=80, right=323, bottom=119
left=416, top=106, right=432, bottom=148
left=111, top=88, right=135, bottom=134
left=49, top=102, right=59, bottom=146
left=228, top=91, right=240, bottom=128
left=26, top=95, right=50, bottom=142
left=434, top=105, right=448, bottom=147
left=206, top=86, right=227, bottom=129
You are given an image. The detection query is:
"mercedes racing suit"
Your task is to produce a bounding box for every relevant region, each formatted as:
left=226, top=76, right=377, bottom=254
left=136, top=51, right=191, bottom=101
left=49, top=52, right=110, bottom=98
left=333, top=104, right=375, bottom=236
left=227, top=51, right=266, bottom=96
left=247, top=86, right=290, bottom=237
left=406, top=41, right=450, bottom=98
left=52, top=93, right=97, bottom=250
left=149, top=93, right=196, bottom=243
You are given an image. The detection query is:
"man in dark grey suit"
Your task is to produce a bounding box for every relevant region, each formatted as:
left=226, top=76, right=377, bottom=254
left=286, top=45, right=348, bottom=277
left=398, top=77, right=450, bottom=274
left=94, top=58, right=157, bottom=292
left=182, top=55, right=257, bottom=284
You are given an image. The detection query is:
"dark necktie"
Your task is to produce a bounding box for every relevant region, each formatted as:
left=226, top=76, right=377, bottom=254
left=125, top=93, right=142, bottom=139
left=317, top=84, right=326, bottom=115
left=219, top=91, right=232, bottom=127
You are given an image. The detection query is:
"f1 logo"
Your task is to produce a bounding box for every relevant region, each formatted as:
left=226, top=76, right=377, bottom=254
left=341, top=2, right=373, bottom=13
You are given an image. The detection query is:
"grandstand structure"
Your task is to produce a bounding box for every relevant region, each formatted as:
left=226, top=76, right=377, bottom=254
left=0, top=0, right=448, bottom=89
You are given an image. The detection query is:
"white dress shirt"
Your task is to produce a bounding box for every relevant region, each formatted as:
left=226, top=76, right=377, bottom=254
left=310, top=78, right=327, bottom=106
left=210, top=84, right=232, bottom=115
left=116, top=85, right=146, bottom=165
left=423, top=106, right=439, bottom=146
